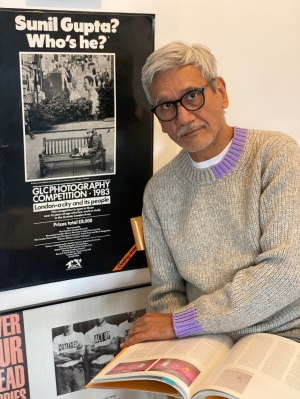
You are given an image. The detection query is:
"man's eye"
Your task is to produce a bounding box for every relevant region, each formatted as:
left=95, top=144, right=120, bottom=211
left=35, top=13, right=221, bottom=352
left=186, top=91, right=199, bottom=100
left=160, top=102, right=173, bottom=110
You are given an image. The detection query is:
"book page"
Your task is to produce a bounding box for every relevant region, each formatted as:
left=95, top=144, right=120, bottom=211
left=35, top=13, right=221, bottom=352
left=87, top=334, right=233, bottom=399
left=195, top=333, right=300, bottom=399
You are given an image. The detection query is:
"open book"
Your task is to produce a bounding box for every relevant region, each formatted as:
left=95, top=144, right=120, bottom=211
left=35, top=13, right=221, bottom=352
left=86, top=332, right=300, bottom=399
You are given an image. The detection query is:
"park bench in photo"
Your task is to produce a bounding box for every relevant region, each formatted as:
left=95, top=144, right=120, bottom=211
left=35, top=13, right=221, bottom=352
left=38, top=134, right=106, bottom=177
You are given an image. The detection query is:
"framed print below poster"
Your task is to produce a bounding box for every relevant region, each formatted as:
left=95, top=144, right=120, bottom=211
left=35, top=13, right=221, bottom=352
left=1, top=286, right=162, bottom=399
left=0, top=9, right=154, bottom=291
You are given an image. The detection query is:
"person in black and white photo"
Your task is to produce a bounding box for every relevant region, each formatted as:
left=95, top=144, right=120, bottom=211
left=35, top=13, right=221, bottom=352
left=33, top=84, right=46, bottom=104
left=53, top=324, right=85, bottom=395
left=24, top=105, right=35, bottom=140
left=83, top=75, right=99, bottom=119
left=101, top=67, right=110, bottom=87
left=119, top=311, right=139, bottom=343
left=69, top=78, right=81, bottom=101
left=84, top=317, right=122, bottom=380
left=69, top=128, right=104, bottom=165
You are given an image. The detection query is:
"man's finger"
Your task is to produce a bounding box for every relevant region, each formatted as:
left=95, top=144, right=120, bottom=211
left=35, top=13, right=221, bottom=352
left=121, top=332, right=150, bottom=348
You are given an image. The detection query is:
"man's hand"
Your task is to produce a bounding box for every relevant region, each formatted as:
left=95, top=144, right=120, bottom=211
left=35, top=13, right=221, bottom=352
left=120, top=312, right=176, bottom=348
left=110, top=337, right=119, bottom=345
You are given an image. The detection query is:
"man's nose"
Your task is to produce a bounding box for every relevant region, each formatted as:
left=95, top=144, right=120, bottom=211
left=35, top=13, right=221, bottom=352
left=176, top=103, right=195, bottom=125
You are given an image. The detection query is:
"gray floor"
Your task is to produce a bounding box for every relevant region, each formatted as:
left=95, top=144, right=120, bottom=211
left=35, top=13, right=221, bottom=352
left=25, top=118, right=115, bottom=181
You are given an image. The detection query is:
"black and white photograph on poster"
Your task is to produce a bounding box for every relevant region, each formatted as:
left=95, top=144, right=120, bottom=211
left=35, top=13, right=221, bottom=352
left=52, top=310, right=145, bottom=395
left=0, top=9, right=154, bottom=292
left=22, top=286, right=162, bottom=399
left=21, top=52, right=116, bottom=181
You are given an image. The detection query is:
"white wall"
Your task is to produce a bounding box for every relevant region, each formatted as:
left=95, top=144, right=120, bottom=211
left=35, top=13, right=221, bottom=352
left=1, top=0, right=300, bottom=311
left=178, top=0, right=300, bottom=142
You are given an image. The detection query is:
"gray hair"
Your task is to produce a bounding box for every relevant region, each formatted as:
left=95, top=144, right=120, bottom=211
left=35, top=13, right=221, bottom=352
left=141, top=41, right=218, bottom=104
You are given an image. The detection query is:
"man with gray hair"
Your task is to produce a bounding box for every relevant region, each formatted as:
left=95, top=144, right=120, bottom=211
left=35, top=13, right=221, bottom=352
left=122, top=41, right=300, bottom=347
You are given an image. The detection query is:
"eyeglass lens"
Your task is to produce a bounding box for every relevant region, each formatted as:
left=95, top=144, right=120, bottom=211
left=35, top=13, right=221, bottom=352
left=155, top=90, right=205, bottom=122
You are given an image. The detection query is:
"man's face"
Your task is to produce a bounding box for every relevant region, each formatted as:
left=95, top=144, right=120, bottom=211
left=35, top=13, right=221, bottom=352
left=149, top=65, right=229, bottom=161
left=96, top=318, right=105, bottom=325
left=83, top=78, right=91, bottom=91
left=64, top=325, right=73, bottom=334
left=127, top=311, right=137, bottom=320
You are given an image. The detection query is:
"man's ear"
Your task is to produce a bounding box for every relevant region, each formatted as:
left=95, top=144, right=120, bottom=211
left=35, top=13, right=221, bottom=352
left=215, top=77, right=229, bottom=109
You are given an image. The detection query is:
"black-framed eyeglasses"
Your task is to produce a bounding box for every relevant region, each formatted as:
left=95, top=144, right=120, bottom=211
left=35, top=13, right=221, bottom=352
left=151, top=79, right=215, bottom=122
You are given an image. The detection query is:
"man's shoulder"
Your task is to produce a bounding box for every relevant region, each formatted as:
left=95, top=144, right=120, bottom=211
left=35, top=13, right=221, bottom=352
left=105, top=323, right=121, bottom=334
left=73, top=330, right=85, bottom=339
left=53, top=333, right=64, bottom=341
left=119, top=320, right=131, bottom=328
left=90, top=89, right=98, bottom=98
left=145, top=151, right=186, bottom=191
left=105, top=323, right=120, bottom=329
left=247, top=128, right=298, bottom=148
left=246, top=129, right=300, bottom=160
left=86, top=325, right=96, bottom=335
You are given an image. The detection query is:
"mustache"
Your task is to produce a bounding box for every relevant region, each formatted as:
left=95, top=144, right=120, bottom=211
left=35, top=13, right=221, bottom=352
left=177, top=122, right=205, bottom=138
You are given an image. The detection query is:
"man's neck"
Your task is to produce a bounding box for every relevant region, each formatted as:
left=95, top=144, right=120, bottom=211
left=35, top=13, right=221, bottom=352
left=189, top=124, right=233, bottom=162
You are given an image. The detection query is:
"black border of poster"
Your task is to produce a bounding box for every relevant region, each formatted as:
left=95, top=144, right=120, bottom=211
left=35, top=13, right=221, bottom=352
left=0, top=9, right=154, bottom=292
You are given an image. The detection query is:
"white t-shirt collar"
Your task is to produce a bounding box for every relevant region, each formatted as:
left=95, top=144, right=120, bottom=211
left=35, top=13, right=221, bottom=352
left=189, top=140, right=232, bottom=169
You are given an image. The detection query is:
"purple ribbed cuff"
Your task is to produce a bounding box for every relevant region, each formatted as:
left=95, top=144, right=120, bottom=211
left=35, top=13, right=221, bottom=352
left=172, top=307, right=202, bottom=338
left=211, top=127, right=248, bottom=180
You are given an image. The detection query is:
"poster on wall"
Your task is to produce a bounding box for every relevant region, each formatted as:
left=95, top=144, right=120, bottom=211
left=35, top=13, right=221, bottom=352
left=2, top=286, right=160, bottom=399
left=0, top=311, right=30, bottom=399
left=0, top=9, right=154, bottom=291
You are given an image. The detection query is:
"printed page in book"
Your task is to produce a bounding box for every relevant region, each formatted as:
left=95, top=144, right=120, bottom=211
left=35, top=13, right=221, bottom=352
left=88, top=334, right=233, bottom=399
left=194, top=333, right=300, bottom=399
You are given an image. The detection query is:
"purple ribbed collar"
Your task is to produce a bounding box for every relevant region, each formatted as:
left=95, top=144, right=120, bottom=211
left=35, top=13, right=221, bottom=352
left=211, top=127, right=248, bottom=180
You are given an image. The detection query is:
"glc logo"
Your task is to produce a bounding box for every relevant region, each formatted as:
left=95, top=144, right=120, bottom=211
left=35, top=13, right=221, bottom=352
left=66, top=259, right=82, bottom=270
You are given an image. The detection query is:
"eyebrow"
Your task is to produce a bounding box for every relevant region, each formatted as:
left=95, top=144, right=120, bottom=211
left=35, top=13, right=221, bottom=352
left=154, top=86, right=198, bottom=106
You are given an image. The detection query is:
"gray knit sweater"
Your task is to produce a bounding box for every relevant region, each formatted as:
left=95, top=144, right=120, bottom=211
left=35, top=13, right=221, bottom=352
left=143, top=127, right=300, bottom=342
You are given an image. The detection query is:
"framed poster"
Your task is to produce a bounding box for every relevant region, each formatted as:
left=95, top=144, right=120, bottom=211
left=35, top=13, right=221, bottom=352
left=0, top=9, right=154, bottom=291
left=1, top=286, right=162, bottom=399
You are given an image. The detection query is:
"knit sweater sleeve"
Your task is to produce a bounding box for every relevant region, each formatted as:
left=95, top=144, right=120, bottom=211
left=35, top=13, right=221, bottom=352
left=143, top=134, right=300, bottom=340
left=142, top=191, right=190, bottom=313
